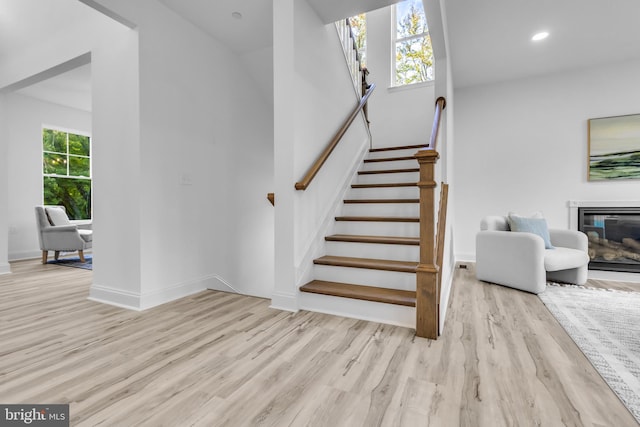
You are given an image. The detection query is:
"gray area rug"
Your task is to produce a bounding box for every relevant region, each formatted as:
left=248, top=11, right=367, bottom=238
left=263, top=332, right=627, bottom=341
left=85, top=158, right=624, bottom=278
left=539, top=284, right=640, bottom=423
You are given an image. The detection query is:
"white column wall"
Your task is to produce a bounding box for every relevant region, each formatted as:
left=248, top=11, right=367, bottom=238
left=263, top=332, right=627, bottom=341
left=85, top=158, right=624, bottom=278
left=89, top=22, right=143, bottom=308
left=292, top=0, right=370, bottom=267
left=273, top=0, right=372, bottom=310
left=0, top=95, right=9, bottom=274
left=272, top=0, right=298, bottom=310
left=89, top=0, right=275, bottom=306
left=453, top=58, right=640, bottom=261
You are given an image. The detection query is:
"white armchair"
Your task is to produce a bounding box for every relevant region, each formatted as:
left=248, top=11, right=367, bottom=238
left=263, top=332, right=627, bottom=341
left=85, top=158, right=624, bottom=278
left=476, top=216, right=589, bottom=294
left=35, top=206, right=93, bottom=264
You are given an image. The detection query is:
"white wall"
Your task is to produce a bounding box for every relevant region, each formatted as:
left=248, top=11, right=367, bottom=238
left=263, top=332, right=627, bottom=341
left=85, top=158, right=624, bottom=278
left=273, top=0, right=371, bottom=310
left=0, top=95, right=9, bottom=274
left=4, top=94, right=91, bottom=260
left=454, top=58, right=640, bottom=261
left=89, top=17, right=143, bottom=308
left=241, top=46, right=274, bottom=106
left=366, top=6, right=435, bottom=148
left=88, top=0, right=275, bottom=305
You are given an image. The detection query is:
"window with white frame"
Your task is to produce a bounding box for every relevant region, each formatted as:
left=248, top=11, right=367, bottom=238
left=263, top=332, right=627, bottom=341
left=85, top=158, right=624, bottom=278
left=348, top=13, right=367, bottom=68
left=393, top=0, right=434, bottom=86
left=42, top=127, right=92, bottom=220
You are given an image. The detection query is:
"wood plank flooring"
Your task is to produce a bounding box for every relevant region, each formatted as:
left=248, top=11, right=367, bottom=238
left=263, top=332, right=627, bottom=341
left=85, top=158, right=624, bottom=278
left=0, top=259, right=638, bottom=426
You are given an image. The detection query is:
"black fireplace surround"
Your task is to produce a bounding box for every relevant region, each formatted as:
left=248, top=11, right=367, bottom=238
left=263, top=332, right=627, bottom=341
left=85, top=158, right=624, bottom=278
left=578, top=207, right=640, bottom=273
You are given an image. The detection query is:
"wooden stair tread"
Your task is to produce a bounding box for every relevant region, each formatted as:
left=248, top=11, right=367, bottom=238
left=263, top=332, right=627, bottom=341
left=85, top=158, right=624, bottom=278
left=351, top=182, right=416, bottom=188
left=335, top=216, right=419, bottom=222
left=300, top=280, right=416, bottom=307
left=343, top=198, right=419, bottom=204
left=369, top=144, right=428, bottom=153
left=358, top=168, right=419, bottom=175
left=314, top=255, right=417, bottom=272
left=364, top=156, right=415, bottom=163
left=326, top=234, right=419, bottom=245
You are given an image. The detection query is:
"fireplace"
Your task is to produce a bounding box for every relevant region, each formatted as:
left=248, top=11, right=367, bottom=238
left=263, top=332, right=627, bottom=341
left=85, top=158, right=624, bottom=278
left=578, top=207, right=640, bottom=272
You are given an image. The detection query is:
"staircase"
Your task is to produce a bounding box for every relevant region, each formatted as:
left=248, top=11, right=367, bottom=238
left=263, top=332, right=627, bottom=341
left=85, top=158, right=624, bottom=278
left=299, top=143, right=428, bottom=327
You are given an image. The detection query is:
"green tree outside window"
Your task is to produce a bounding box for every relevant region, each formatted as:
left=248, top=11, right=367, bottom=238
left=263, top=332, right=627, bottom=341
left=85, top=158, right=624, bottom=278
left=348, top=14, right=367, bottom=68
left=394, top=0, right=434, bottom=86
left=42, top=128, right=92, bottom=220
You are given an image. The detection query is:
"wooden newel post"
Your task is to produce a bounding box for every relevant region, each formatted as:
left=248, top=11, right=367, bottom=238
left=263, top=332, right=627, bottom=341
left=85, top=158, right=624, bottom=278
left=415, top=149, right=440, bottom=339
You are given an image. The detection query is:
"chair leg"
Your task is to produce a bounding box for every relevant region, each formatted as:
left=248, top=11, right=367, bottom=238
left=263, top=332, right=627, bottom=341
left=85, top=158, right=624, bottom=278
left=54, top=251, right=60, bottom=260
left=42, top=251, right=48, bottom=264
left=78, top=250, right=85, bottom=263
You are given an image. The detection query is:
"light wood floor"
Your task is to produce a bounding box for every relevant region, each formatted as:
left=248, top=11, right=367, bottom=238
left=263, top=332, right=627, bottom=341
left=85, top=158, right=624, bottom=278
left=0, top=260, right=638, bottom=427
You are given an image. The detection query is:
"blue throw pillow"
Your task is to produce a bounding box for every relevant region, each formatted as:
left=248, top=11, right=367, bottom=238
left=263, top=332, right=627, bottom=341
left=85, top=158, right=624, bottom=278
left=508, top=215, right=555, bottom=249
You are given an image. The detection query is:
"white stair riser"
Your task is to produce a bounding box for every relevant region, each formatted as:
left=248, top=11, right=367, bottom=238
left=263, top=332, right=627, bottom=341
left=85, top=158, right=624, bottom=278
left=299, top=291, right=415, bottom=329
left=346, top=186, right=418, bottom=199
left=313, top=264, right=416, bottom=291
left=340, top=202, right=419, bottom=217
left=325, top=241, right=419, bottom=262
left=366, top=148, right=425, bottom=159
left=332, top=220, right=419, bottom=237
left=361, top=159, right=418, bottom=171
left=356, top=172, right=418, bottom=185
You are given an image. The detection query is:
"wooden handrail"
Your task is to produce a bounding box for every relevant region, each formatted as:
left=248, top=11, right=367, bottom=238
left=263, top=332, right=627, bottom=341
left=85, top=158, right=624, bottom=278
left=428, top=97, right=446, bottom=150
left=295, top=83, right=376, bottom=191
left=415, top=96, right=447, bottom=340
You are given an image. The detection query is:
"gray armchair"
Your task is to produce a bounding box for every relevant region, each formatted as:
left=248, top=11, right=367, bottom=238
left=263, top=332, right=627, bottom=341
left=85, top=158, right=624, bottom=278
left=476, top=216, right=589, bottom=294
left=35, top=206, right=92, bottom=264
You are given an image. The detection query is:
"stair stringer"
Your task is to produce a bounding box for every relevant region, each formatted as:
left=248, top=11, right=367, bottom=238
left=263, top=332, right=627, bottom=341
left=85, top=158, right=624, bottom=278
left=438, top=199, right=456, bottom=333
left=294, top=138, right=370, bottom=290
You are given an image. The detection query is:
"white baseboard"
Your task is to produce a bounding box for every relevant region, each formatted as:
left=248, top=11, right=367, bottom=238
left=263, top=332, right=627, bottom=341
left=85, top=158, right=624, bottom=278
left=89, top=274, right=214, bottom=311
left=455, top=252, right=640, bottom=284
left=9, top=250, right=41, bottom=261
left=9, top=250, right=93, bottom=262
left=0, top=263, right=11, bottom=275
left=139, top=276, right=209, bottom=310
left=88, top=284, right=142, bottom=310
left=455, top=252, right=476, bottom=263
left=270, top=291, right=299, bottom=312
left=588, top=269, right=640, bottom=283
left=207, top=275, right=241, bottom=294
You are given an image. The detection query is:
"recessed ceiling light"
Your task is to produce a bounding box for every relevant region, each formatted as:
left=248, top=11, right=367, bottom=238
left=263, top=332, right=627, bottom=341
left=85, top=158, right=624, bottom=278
left=531, top=31, right=549, bottom=41
left=231, top=11, right=242, bottom=20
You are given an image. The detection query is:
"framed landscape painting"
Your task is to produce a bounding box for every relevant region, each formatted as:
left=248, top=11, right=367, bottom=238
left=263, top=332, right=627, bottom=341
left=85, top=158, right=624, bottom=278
left=589, top=113, right=640, bottom=181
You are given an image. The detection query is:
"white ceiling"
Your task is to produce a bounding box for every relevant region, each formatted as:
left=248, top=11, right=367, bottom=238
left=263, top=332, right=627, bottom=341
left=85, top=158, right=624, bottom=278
left=157, top=0, right=398, bottom=53
left=15, top=64, right=92, bottom=112
left=4, top=0, right=640, bottom=109
left=0, top=0, right=88, bottom=63
left=445, top=0, right=640, bottom=88
left=158, top=0, right=273, bottom=55
left=307, top=0, right=400, bottom=25
left=0, top=0, right=94, bottom=110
